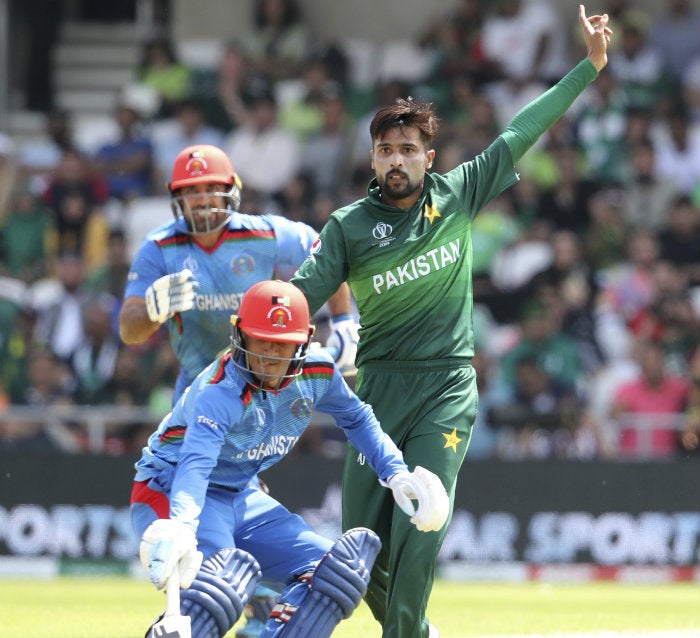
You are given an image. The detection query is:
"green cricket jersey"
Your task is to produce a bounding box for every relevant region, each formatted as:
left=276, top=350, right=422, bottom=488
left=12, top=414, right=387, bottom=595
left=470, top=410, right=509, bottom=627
left=292, top=60, right=599, bottom=368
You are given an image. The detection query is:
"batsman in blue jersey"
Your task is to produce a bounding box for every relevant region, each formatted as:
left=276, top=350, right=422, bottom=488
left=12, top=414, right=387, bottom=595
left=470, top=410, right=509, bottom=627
left=119, top=145, right=359, bottom=637
left=119, top=144, right=359, bottom=402
left=131, top=280, right=449, bottom=638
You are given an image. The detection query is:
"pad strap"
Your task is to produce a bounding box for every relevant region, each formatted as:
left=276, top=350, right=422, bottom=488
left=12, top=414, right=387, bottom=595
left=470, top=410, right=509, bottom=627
left=263, top=527, right=381, bottom=638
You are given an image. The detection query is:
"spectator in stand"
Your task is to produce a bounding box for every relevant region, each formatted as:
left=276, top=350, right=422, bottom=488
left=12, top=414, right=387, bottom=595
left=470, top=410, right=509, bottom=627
left=0, top=283, right=36, bottom=404
left=31, top=251, right=87, bottom=364
left=609, top=339, right=689, bottom=458
left=649, top=0, right=700, bottom=89
left=418, top=0, right=489, bottom=90
left=15, top=345, right=80, bottom=452
left=496, top=298, right=583, bottom=403
left=135, top=36, right=192, bottom=119
left=681, top=54, right=700, bottom=123
left=656, top=290, right=700, bottom=375
left=582, top=184, right=630, bottom=271
left=529, top=229, right=605, bottom=375
left=597, top=226, right=661, bottom=324
left=223, top=82, right=300, bottom=205
left=84, top=227, right=132, bottom=323
left=41, top=148, right=110, bottom=271
left=192, top=40, right=256, bottom=134
left=109, top=346, right=153, bottom=408
left=652, top=104, right=700, bottom=196
left=0, top=185, right=55, bottom=283
left=92, top=102, right=153, bottom=203
left=490, top=354, right=583, bottom=460
left=70, top=294, right=122, bottom=406
left=0, top=346, right=72, bottom=454
left=658, top=194, right=700, bottom=287
left=278, top=52, right=336, bottom=142
left=470, top=194, right=523, bottom=324
left=480, top=0, right=570, bottom=125
left=0, top=132, right=17, bottom=213
left=624, top=259, right=699, bottom=374
left=0, top=413, right=61, bottom=454
left=574, top=67, right=629, bottom=184
left=299, top=81, right=358, bottom=197
left=244, top=0, right=312, bottom=82
left=16, top=345, right=75, bottom=409
left=17, top=109, right=75, bottom=196
left=434, top=91, right=503, bottom=174
left=621, top=137, right=679, bottom=232
left=151, top=99, right=225, bottom=195
left=679, top=347, right=700, bottom=457
left=269, top=171, right=315, bottom=223
left=606, top=11, right=663, bottom=111
left=536, top=144, right=599, bottom=234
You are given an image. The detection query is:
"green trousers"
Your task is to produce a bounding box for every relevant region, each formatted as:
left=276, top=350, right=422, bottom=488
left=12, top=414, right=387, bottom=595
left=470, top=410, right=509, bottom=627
left=342, top=359, right=476, bottom=638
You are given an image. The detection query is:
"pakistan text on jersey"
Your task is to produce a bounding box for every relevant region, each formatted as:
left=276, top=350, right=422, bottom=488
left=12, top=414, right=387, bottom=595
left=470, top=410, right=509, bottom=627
left=372, top=239, right=461, bottom=295
left=246, top=435, right=300, bottom=460
left=194, top=292, right=245, bottom=311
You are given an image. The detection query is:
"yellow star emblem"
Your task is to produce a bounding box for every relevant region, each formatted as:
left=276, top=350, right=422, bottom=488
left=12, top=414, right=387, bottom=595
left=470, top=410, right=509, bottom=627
left=442, top=428, right=462, bottom=453
left=423, top=202, right=441, bottom=224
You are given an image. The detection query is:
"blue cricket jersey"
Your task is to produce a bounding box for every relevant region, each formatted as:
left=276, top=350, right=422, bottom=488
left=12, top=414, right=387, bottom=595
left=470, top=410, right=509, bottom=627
left=134, top=348, right=408, bottom=530
left=124, top=211, right=319, bottom=390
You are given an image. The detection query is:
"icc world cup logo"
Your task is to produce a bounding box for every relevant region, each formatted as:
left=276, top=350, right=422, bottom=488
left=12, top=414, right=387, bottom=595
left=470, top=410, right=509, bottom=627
left=372, top=222, right=393, bottom=240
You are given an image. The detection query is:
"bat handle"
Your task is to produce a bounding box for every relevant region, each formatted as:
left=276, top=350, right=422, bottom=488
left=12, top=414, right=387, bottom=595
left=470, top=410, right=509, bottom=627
left=165, top=570, right=181, bottom=617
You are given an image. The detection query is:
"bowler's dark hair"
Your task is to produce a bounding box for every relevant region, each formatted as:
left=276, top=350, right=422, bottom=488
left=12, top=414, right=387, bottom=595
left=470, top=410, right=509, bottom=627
left=369, top=97, right=440, bottom=146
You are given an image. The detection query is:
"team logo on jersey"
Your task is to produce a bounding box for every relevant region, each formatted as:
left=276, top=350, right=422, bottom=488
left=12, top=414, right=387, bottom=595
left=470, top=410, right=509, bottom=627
left=371, top=222, right=395, bottom=248
left=232, top=253, right=255, bottom=274
left=423, top=202, right=441, bottom=224
left=290, top=396, right=313, bottom=418
left=443, top=427, right=463, bottom=452
left=310, top=237, right=322, bottom=254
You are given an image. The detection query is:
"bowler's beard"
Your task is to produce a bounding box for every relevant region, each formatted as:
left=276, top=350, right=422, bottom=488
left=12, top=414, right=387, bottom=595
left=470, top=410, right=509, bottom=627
left=378, top=170, right=421, bottom=202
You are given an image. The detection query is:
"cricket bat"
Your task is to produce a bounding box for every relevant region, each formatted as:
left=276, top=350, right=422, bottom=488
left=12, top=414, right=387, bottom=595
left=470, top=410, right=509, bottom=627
left=148, top=571, right=192, bottom=638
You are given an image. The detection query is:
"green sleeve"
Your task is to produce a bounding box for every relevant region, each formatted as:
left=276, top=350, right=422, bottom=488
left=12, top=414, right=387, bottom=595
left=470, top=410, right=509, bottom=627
left=290, top=216, right=348, bottom=315
left=502, top=59, right=598, bottom=163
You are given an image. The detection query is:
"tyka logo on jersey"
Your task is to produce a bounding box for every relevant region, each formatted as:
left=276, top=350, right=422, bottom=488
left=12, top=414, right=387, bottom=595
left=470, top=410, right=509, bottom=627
left=371, top=222, right=395, bottom=248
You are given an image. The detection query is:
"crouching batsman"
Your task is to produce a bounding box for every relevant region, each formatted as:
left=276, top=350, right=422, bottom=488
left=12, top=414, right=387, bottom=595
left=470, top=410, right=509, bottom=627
left=130, top=279, right=449, bottom=638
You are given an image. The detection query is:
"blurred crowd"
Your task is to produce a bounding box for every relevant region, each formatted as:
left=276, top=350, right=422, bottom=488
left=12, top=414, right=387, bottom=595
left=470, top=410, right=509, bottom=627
left=1, top=0, right=700, bottom=461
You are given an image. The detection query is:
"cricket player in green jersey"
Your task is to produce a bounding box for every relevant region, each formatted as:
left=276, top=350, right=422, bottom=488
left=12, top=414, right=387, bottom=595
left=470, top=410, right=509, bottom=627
left=290, top=7, right=612, bottom=638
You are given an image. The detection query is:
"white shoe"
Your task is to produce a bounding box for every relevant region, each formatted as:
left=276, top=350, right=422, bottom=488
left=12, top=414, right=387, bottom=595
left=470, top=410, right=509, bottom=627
left=428, top=622, right=440, bottom=638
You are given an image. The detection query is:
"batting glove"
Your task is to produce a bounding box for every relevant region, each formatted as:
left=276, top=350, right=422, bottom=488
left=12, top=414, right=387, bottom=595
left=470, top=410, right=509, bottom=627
left=139, top=518, right=203, bottom=590
left=145, top=269, right=197, bottom=324
left=326, top=314, right=359, bottom=376
left=386, top=466, right=450, bottom=532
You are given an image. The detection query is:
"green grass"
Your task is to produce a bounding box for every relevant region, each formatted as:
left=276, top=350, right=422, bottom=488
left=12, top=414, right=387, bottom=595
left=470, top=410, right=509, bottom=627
left=1, top=577, right=698, bottom=637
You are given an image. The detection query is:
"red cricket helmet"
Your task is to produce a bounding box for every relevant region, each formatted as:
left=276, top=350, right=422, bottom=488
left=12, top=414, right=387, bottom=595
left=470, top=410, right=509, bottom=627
left=230, top=281, right=315, bottom=390
left=169, top=144, right=240, bottom=191
left=235, top=280, right=312, bottom=343
left=168, top=145, right=242, bottom=235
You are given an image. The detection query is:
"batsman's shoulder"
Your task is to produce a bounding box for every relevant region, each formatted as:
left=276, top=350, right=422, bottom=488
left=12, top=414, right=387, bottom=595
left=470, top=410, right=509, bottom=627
left=303, top=345, right=336, bottom=367
left=298, top=348, right=337, bottom=387
left=145, top=218, right=179, bottom=242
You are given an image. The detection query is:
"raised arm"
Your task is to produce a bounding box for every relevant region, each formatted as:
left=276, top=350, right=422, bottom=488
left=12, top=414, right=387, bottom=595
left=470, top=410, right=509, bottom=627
left=578, top=4, right=612, bottom=72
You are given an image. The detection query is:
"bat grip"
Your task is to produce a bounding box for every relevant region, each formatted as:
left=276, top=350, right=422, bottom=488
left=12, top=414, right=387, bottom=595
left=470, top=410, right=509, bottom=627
left=165, top=570, right=181, bottom=617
